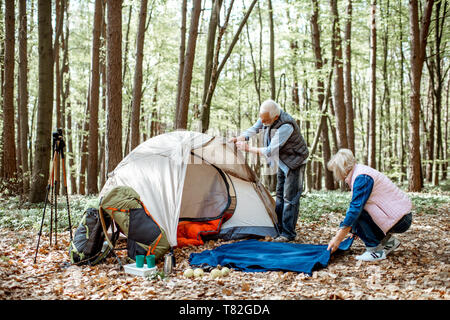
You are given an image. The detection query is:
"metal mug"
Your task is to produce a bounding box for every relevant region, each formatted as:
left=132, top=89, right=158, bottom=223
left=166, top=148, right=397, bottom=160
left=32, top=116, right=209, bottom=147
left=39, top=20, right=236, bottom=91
left=163, top=252, right=174, bottom=274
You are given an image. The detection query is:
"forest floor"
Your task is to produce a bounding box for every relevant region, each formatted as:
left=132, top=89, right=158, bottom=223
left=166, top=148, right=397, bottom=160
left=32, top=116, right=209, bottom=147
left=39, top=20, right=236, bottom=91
left=0, top=185, right=449, bottom=300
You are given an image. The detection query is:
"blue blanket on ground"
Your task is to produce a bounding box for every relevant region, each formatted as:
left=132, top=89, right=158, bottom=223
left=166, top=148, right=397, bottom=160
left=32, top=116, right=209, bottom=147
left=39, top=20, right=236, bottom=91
left=189, top=237, right=354, bottom=275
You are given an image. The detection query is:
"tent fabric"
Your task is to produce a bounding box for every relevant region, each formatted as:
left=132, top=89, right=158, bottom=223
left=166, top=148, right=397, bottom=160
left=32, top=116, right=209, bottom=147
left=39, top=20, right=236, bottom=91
left=189, top=237, right=354, bottom=275
left=99, top=131, right=278, bottom=247
left=217, top=175, right=278, bottom=239
left=100, top=131, right=210, bottom=246
left=179, top=159, right=229, bottom=220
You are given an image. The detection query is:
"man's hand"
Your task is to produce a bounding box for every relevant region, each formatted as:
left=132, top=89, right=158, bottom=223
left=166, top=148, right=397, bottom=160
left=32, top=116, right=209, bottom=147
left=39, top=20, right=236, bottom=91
left=228, top=136, right=246, bottom=144
left=236, top=141, right=250, bottom=152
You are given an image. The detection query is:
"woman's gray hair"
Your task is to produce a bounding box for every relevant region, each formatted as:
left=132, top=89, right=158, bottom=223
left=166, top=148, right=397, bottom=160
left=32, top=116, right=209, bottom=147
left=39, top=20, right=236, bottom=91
left=327, top=149, right=356, bottom=181
left=259, top=99, right=281, bottom=118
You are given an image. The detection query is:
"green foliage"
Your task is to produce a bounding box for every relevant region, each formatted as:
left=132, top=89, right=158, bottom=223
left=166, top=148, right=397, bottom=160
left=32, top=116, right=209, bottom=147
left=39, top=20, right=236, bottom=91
left=0, top=194, right=98, bottom=232
left=300, top=191, right=351, bottom=222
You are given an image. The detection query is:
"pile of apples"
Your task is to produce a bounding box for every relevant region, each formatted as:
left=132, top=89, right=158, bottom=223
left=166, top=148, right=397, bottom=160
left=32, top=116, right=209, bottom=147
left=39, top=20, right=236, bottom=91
left=183, top=266, right=231, bottom=279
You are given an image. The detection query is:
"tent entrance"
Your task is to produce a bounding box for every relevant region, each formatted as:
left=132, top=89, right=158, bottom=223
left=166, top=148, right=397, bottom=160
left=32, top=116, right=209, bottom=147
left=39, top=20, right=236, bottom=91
left=176, top=157, right=236, bottom=247
left=179, top=160, right=233, bottom=221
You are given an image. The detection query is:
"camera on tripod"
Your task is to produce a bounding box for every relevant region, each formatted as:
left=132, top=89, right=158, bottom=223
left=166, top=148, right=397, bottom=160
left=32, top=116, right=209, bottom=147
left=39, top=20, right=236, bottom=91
left=52, top=128, right=65, bottom=153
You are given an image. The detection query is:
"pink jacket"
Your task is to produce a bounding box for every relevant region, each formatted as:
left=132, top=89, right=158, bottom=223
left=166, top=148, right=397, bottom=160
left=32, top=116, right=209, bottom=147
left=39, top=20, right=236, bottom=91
left=345, top=164, right=413, bottom=234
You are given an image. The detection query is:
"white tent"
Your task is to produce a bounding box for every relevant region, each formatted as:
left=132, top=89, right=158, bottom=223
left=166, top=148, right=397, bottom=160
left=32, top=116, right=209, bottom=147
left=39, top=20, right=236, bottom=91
left=99, top=131, right=278, bottom=247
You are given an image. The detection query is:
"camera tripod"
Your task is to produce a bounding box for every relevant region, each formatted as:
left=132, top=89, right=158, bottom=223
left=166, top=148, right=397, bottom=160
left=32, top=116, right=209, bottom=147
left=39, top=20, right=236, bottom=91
left=34, top=129, right=73, bottom=263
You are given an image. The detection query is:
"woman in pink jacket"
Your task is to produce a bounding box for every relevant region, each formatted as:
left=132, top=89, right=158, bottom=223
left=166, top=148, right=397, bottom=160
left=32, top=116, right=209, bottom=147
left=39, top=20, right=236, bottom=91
left=326, top=149, right=413, bottom=262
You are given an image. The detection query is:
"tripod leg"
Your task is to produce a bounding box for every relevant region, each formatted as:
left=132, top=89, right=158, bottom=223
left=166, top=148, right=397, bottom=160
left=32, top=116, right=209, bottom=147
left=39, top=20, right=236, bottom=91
left=49, top=150, right=57, bottom=247
left=50, top=185, right=54, bottom=246
left=55, top=180, right=58, bottom=246
left=56, top=149, right=61, bottom=246
left=34, top=185, right=51, bottom=264
left=61, top=157, right=73, bottom=240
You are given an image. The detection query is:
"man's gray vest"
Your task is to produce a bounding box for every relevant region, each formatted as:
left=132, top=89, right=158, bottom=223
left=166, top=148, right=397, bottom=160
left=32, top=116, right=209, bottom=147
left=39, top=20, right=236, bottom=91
left=263, top=110, right=309, bottom=170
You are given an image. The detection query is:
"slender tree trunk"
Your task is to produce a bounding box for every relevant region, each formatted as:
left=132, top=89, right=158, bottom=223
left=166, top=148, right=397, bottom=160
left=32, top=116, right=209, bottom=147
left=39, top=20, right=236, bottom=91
left=87, top=0, right=103, bottom=194
left=106, top=0, right=123, bottom=173
left=176, top=0, right=202, bottom=130
left=430, top=0, right=447, bottom=184
left=311, top=0, right=334, bottom=190
left=201, top=0, right=257, bottom=132
left=381, top=0, right=392, bottom=171
left=122, top=5, right=132, bottom=85
left=0, top=0, right=3, bottom=131
left=202, top=0, right=222, bottom=107
left=18, top=0, right=29, bottom=194
left=399, top=0, right=407, bottom=181
left=174, top=0, right=187, bottom=126
left=61, top=0, right=72, bottom=193
left=1, top=0, right=16, bottom=181
left=268, top=0, right=275, bottom=100
left=368, top=0, right=377, bottom=169
left=54, top=0, right=63, bottom=130
left=444, top=77, right=449, bottom=179
left=245, top=1, right=262, bottom=106
left=130, top=0, right=149, bottom=151
left=344, top=0, right=355, bottom=154
left=408, top=0, right=434, bottom=192
left=79, top=100, right=89, bottom=195
left=99, top=0, right=107, bottom=190
left=30, top=0, right=54, bottom=203
left=330, top=0, right=348, bottom=150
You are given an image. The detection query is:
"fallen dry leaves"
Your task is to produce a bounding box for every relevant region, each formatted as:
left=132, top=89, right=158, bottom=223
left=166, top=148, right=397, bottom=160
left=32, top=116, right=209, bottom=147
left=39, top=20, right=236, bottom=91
left=0, top=208, right=448, bottom=300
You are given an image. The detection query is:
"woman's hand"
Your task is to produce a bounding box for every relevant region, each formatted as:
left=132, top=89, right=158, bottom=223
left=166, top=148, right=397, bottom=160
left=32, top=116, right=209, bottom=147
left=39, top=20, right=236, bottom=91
left=327, top=236, right=342, bottom=253
left=327, top=226, right=352, bottom=253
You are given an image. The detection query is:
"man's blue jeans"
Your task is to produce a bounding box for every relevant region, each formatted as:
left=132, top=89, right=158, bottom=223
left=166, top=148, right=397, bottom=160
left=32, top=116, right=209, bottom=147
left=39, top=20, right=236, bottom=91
left=352, top=210, right=413, bottom=248
left=275, top=164, right=306, bottom=240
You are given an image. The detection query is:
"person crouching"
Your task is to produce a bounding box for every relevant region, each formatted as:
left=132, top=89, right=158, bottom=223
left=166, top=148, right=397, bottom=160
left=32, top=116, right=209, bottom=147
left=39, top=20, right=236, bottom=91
left=326, top=149, right=413, bottom=261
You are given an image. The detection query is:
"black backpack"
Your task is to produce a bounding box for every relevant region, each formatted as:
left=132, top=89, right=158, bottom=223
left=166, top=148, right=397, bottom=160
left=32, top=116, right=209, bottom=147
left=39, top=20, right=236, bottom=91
left=68, top=208, right=119, bottom=266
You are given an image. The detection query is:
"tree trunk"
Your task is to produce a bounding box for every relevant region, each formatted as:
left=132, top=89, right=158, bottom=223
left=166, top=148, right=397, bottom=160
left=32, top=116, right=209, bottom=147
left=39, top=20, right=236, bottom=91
left=30, top=0, right=54, bottom=203
left=99, top=0, right=107, bottom=190
left=245, top=1, right=263, bottom=106
left=200, top=0, right=257, bottom=132
left=330, top=0, right=348, bottom=150
left=130, top=0, right=149, bottom=151
left=18, top=0, right=29, bottom=194
left=430, top=0, right=447, bottom=184
left=268, top=0, right=275, bottom=100
left=399, top=0, right=407, bottom=181
left=79, top=101, right=89, bottom=195
left=175, top=0, right=202, bottom=130
left=54, top=0, right=63, bottom=130
left=408, top=0, right=434, bottom=192
left=344, top=0, right=355, bottom=154
left=1, top=0, right=16, bottom=181
left=106, top=0, right=123, bottom=174
left=61, top=0, right=72, bottom=193
left=381, top=0, right=392, bottom=171
left=202, top=0, right=222, bottom=108
left=368, top=0, right=377, bottom=169
left=87, top=0, right=103, bottom=195
left=174, top=0, right=187, bottom=126
left=444, top=77, right=449, bottom=179
left=311, top=0, right=334, bottom=190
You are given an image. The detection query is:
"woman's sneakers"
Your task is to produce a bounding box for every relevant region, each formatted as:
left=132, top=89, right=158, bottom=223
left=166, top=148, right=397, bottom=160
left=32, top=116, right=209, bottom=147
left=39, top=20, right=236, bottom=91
left=381, top=236, right=401, bottom=255
left=355, top=236, right=401, bottom=262
left=356, top=249, right=386, bottom=261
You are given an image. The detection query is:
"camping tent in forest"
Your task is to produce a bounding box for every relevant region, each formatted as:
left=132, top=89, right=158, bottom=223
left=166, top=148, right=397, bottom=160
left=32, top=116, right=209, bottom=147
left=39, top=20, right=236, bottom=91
left=99, top=131, right=278, bottom=248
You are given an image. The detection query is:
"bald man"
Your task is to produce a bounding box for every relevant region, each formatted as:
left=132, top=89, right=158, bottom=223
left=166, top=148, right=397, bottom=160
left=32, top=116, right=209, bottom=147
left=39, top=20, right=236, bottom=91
left=229, top=99, right=309, bottom=242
